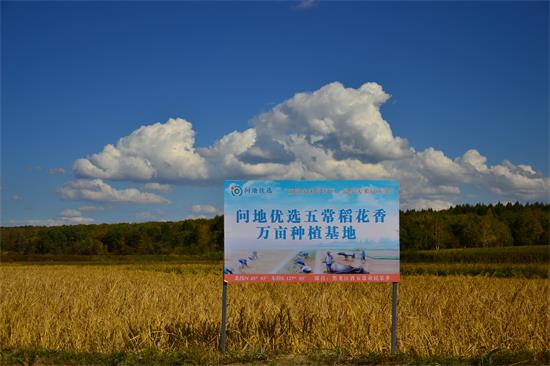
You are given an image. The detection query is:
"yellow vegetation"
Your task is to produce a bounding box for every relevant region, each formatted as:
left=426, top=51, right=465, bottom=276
left=0, top=264, right=548, bottom=358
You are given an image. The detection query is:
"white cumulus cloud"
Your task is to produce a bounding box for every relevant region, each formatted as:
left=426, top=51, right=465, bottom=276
left=58, top=179, right=170, bottom=204
left=74, top=118, right=208, bottom=182
left=71, top=82, right=549, bottom=209
left=12, top=209, right=95, bottom=226
left=57, top=209, right=94, bottom=224
left=59, top=209, right=82, bottom=218
left=191, top=204, right=221, bottom=215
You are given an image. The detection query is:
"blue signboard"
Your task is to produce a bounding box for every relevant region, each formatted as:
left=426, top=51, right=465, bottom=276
left=224, top=180, right=399, bottom=282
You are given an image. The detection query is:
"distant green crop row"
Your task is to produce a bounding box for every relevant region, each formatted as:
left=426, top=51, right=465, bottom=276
left=401, top=245, right=549, bottom=264
left=3, top=246, right=549, bottom=279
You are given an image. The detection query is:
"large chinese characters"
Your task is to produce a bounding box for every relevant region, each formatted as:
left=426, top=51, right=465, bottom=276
left=224, top=180, right=399, bottom=282
left=234, top=208, right=387, bottom=241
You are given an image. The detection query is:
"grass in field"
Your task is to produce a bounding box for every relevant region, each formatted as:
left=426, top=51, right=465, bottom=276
left=1, top=264, right=548, bottom=365
left=402, top=262, right=549, bottom=278
left=401, top=245, right=549, bottom=264
left=2, top=347, right=548, bottom=365
left=1, top=246, right=548, bottom=364
left=4, top=245, right=548, bottom=279
left=129, top=262, right=549, bottom=278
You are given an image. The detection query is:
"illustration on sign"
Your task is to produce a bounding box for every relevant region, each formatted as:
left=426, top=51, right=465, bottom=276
left=224, top=180, right=399, bottom=282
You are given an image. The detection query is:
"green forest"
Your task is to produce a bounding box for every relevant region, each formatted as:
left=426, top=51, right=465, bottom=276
left=1, top=202, right=548, bottom=256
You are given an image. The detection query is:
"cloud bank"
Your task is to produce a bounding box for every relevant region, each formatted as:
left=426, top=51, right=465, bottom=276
left=71, top=82, right=549, bottom=209
left=191, top=204, right=221, bottom=215
left=58, top=179, right=170, bottom=204
left=57, top=209, right=94, bottom=224
left=11, top=209, right=94, bottom=226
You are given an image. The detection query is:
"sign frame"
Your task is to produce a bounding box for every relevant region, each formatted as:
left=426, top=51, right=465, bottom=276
left=220, top=179, right=399, bottom=354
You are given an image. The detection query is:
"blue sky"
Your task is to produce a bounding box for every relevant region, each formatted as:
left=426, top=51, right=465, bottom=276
left=1, top=1, right=548, bottom=226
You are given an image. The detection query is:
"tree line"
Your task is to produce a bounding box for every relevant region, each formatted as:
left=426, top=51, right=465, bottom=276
left=0, top=203, right=548, bottom=255
left=400, top=202, right=548, bottom=249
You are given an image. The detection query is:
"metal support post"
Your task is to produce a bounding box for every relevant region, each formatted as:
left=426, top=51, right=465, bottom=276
left=391, top=282, right=398, bottom=354
left=219, top=280, right=228, bottom=352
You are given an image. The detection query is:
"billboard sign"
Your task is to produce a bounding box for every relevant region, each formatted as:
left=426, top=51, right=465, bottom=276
left=224, top=180, right=399, bottom=282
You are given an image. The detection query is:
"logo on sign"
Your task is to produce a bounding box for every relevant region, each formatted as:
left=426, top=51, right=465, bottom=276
left=230, top=185, right=243, bottom=197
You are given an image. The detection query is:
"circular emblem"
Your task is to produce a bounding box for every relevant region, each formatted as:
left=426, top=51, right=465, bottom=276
left=231, top=185, right=243, bottom=196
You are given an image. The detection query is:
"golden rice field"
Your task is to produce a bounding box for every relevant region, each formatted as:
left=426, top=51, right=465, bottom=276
left=0, top=263, right=549, bottom=364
